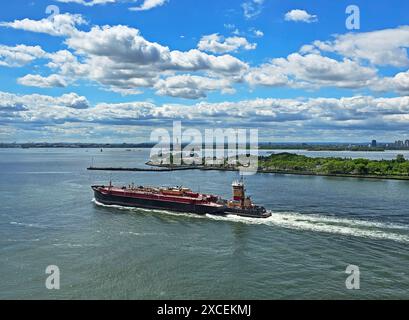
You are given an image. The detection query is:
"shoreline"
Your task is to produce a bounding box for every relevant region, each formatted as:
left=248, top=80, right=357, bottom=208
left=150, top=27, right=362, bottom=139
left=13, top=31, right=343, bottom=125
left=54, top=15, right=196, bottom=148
left=6, top=145, right=409, bottom=152
left=86, top=163, right=409, bottom=181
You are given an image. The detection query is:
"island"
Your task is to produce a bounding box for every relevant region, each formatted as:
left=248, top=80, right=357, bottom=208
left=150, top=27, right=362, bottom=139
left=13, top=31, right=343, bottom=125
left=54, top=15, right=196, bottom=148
left=142, top=152, right=409, bottom=181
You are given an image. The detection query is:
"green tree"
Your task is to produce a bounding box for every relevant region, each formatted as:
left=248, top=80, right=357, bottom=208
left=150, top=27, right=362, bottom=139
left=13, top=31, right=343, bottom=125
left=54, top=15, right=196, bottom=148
left=396, top=154, right=405, bottom=163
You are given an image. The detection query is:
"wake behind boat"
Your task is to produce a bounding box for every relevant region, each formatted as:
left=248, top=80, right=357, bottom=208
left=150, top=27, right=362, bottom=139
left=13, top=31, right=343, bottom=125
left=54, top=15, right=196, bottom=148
left=92, top=180, right=271, bottom=218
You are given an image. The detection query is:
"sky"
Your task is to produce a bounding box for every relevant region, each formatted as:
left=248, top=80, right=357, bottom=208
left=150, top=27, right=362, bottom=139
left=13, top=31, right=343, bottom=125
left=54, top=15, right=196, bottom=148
left=1, top=0, right=409, bottom=143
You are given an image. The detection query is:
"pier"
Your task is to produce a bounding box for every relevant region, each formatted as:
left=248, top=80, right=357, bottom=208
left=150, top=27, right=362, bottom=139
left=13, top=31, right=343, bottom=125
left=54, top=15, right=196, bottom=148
left=87, top=165, right=238, bottom=172
left=87, top=166, right=188, bottom=172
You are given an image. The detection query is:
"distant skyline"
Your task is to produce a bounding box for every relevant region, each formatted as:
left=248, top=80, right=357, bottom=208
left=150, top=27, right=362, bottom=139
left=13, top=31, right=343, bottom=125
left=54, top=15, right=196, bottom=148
left=1, top=0, right=409, bottom=143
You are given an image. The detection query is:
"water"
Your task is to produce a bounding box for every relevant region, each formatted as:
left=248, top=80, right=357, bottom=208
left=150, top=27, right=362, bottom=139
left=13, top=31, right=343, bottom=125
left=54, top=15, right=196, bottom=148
left=1, top=148, right=409, bottom=299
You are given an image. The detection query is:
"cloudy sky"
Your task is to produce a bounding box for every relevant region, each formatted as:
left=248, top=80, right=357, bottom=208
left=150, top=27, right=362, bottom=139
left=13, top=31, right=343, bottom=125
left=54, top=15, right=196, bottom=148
left=1, top=0, right=409, bottom=143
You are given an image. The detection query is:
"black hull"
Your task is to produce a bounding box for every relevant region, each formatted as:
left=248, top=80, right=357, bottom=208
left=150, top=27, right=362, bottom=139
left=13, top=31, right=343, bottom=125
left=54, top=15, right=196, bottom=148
left=224, top=207, right=271, bottom=219
left=93, top=188, right=224, bottom=215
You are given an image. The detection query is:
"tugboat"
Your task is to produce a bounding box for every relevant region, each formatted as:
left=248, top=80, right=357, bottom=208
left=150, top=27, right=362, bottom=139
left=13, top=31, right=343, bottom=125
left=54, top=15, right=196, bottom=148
left=223, top=180, right=271, bottom=218
left=92, top=180, right=270, bottom=218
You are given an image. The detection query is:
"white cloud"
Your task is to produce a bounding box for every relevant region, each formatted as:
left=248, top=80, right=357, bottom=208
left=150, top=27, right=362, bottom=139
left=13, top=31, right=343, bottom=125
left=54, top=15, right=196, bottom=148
left=245, top=64, right=290, bottom=87
left=103, top=87, right=143, bottom=96
left=0, top=13, right=86, bottom=36
left=154, top=75, right=234, bottom=99
left=371, top=69, right=409, bottom=94
left=0, top=45, right=45, bottom=67
left=63, top=25, right=248, bottom=75
left=55, top=0, right=118, bottom=6
left=197, top=33, right=257, bottom=54
left=17, top=74, right=68, bottom=88
left=66, top=25, right=168, bottom=64
left=3, top=14, right=409, bottom=98
left=312, top=26, right=409, bottom=67
left=129, top=0, right=168, bottom=11
left=0, top=18, right=247, bottom=96
left=0, top=92, right=90, bottom=119
left=285, top=9, right=318, bottom=23
left=4, top=90, right=409, bottom=141
left=242, top=0, right=264, bottom=19
left=390, top=71, right=409, bottom=93
left=251, top=29, right=264, bottom=37
left=245, top=53, right=377, bottom=89
left=57, top=92, right=91, bottom=109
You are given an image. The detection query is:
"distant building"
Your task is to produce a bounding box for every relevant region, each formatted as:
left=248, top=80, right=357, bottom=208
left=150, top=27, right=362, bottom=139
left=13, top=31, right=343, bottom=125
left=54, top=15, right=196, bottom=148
left=371, top=140, right=377, bottom=147
left=405, top=140, right=409, bottom=147
left=395, top=140, right=404, bottom=148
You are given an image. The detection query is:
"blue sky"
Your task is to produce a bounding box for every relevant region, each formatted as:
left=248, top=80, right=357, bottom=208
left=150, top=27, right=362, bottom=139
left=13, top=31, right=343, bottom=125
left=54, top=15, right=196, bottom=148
left=1, top=0, right=409, bottom=142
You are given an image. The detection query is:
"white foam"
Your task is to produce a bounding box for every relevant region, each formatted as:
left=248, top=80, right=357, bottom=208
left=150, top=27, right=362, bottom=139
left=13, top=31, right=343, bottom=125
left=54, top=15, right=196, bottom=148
left=6, top=238, right=40, bottom=242
left=10, top=221, right=47, bottom=229
left=12, top=171, right=73, bottom=174
left=92, top=199, right=409, bottom=243
left=206, top=212, right=409, bottom=243
left=119, top=231, right=157, bottom=236
left=52, top=243, right=96, bottom=248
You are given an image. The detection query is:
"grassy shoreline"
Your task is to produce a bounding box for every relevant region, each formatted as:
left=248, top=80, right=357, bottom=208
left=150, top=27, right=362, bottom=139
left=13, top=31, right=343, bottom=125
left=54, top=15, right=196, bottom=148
left=145, top=164, right=409, bottom=181
left=146, top=152, right=409, bottom=181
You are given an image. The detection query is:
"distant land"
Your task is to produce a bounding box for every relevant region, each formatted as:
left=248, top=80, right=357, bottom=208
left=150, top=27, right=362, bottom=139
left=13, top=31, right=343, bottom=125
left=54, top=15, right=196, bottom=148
left=143, top=152, right=409, bottom=181
left=2, top=141, right=409, bottom=151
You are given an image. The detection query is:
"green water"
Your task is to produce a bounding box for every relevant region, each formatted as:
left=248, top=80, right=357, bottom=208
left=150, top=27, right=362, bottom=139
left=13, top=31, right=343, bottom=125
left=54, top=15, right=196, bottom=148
left=1, top=149, right=408, bottom=299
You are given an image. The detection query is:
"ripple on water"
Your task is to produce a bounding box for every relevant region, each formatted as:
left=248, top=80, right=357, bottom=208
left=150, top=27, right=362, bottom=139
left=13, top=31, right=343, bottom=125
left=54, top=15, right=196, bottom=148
left=93, top=200, right=409, bottom=244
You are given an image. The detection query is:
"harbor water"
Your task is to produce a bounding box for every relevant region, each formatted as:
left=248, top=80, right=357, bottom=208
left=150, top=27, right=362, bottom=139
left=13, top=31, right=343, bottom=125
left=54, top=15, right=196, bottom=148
left=1, top=148, right=408, bottom=299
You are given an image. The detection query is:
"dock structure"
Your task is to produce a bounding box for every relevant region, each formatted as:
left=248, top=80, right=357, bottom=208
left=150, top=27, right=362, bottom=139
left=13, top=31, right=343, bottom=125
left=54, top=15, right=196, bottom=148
left=87, top=165, right=238, bottom=172
left=88, top=166, right=184, bottom=172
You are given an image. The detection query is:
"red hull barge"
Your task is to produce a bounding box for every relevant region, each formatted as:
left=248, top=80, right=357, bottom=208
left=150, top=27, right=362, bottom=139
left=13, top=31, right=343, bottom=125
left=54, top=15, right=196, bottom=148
left=92, top=184, right=225, bottom=215
left=92, top=181, right=271, bottom=218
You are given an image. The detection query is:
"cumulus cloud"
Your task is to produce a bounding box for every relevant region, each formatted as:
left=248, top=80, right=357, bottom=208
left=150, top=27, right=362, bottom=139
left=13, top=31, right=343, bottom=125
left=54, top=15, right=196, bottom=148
left=57, top=25, right=248, bottom=93
left=66, top=25, right=168, bottom=64
left=103, top=87, right=143, bottom=96
left=4, top=90, right=409, bottom=141
left=64, top=25, right=248, bottom=74
left=3, top=13, right=409, bottom=97
left=389, top=71, right=409, bottom=94
left=58, top=92, right=91, bottom=109
left=17, top=74, right=67, bottom=88
left=154, top=75, right=234, bottom=99
left=129, top=0, right=168, bottom=11
left=310, top=26, right=409, bottom=67
left=245, top=53, right=377, bottom=89
left=0, top=13, right=86, bottom=36
left=285, top=9, right=318, bottom=23
left=0, top=45, right=46, bottom=67
left=66, top=25, right=247, bottom=73
left=371, top=69, right=409, bottom=94
left=197, top=33, right=257, bottom=54
left=245, top=64, right=290, bottom=87
left=1, top=17, right=247, bottom=96
left=55, top=0, right=118, bottom=6
left=0, top=91, right=91, bottom=127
